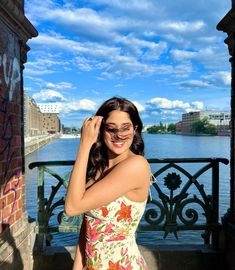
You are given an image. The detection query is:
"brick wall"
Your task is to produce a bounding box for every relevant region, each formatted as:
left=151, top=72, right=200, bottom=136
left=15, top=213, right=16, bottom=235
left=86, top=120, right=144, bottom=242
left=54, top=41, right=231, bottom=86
left=0, top=19, right=24, bottom=233
left=0, top=1, right=38, bottom=269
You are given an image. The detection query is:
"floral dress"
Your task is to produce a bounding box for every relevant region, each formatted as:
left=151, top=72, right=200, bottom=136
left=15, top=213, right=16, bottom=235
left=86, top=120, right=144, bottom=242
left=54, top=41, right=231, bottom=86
left=84, top=195, right=148, bottom=270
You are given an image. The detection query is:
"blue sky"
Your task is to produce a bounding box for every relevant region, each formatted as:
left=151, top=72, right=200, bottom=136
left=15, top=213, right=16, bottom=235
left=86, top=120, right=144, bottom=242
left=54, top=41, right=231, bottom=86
left=24, top=0, right=231, bottom=127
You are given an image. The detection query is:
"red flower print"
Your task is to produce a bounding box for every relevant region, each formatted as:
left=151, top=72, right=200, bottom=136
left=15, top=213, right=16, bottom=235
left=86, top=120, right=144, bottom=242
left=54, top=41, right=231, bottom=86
left=86, top=221, right=100, bottom=242
left=121, top=247, right=128, bottom=256
left=86, top=242, right=97, bottom=258
left=104, top=222, right=115, bottom=233
left=106, top=234, right=125, bottom=242
left=93, top=218, right=102, bottom=226
left=100, top=206, right=109, bottom=217
left=125, top=254, right=130, bottom=265
left=115, top=202, right=132, bottom=222
left=108, top=260, right=121, bottom=270
left=87, top=267, right=94, bottom=270
left=136, top=256, right=146, bottom=267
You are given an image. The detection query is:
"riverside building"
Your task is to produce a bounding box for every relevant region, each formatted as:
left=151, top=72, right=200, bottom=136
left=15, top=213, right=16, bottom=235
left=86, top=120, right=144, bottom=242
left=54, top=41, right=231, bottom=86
left=181, top=110, right=230, bottom=135
left=24, top=92, right=61, bottom=137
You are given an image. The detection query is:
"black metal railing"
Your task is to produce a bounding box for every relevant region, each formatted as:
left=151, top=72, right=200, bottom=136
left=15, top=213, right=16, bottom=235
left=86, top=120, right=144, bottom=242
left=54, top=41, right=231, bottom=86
left=29, top=157, right=229, bottom=252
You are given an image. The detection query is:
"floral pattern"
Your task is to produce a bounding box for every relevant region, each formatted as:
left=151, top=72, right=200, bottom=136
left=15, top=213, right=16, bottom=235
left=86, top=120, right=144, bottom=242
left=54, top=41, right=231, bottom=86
left=84, top=196, right=148, bottom=269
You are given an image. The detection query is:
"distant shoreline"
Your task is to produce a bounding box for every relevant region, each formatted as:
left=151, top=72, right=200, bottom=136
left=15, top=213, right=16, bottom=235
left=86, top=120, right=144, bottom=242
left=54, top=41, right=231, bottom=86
left=60, top=134, right=80, bottom=139
left=24, top=134, right=60, bottom=156
left=144, top=132, right=230, bottom=137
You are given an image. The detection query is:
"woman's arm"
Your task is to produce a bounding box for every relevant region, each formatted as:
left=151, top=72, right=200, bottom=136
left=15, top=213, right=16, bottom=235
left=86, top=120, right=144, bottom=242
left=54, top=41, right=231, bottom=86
left=65, top=116, right=102, bottom=216
left=65, top=154, right=150, bottom=216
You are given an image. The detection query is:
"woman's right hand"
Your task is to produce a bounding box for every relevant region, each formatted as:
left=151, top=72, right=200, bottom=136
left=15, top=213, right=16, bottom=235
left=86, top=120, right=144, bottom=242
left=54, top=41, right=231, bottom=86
left=80, top=116, right=103, bottom=148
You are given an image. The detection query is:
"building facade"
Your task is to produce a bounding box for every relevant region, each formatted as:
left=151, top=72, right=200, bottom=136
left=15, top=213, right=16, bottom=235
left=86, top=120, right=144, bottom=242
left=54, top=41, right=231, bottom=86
left=42, top=113, right=61, bottom=134
left=24, top=93, right=61, bottom=136
left=38, top=103, right=61, bottom=134
left=38, top=103, right=60, bottom=113
left=175, top=121, right=182, bottom=134
left=181, top=110, right=230, bottom=135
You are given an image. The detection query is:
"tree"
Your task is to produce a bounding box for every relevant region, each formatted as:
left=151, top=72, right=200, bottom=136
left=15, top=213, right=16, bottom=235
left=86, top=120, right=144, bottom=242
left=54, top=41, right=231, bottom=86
left=191, top=118, right=217, bottom=135
left=167, top=123, right=176, bottom=133
left=146, top=125, right=160, bottom=134
left=146, top=123, right=176, bottom=134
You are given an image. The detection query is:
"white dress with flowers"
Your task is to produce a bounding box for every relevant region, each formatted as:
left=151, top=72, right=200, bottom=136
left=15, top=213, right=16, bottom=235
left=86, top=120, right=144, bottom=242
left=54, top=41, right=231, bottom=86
left=84, top=195, right=148, bottom=270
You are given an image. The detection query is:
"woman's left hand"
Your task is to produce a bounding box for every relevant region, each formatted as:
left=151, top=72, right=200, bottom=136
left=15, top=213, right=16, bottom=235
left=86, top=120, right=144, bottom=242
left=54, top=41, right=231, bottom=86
left=80, top=116, right=103, bottom=148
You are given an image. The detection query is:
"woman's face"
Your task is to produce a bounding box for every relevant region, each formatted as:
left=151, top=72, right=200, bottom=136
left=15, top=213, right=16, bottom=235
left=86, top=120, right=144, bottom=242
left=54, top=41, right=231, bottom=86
left=103, top=110, right=135, bottom=157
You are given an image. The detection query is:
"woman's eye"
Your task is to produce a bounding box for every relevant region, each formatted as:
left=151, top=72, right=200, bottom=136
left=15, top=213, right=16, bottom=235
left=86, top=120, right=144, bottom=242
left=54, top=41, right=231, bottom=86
left=107, top=128, right=115, bottom=132
left=119, top=128, right=128, bottom=132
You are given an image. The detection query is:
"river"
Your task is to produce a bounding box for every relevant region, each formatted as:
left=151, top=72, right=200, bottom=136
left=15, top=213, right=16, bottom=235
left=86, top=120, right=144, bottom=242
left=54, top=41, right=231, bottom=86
left=24, top=134, right=230, bottom=246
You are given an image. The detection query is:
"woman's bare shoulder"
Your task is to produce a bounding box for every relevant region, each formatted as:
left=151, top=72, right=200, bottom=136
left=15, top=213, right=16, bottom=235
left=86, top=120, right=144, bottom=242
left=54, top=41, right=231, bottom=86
left=116, top=155, right=150, bottom=176
left=124, top=154, right=149, bottom=165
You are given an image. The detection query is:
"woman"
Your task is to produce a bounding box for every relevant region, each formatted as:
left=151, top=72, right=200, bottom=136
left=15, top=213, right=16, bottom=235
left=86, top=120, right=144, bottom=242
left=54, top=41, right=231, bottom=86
left=65, top=97, right=151, bottom=269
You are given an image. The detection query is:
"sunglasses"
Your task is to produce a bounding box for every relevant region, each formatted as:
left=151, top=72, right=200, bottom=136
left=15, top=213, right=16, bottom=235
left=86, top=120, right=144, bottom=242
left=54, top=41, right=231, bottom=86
left=104, top=124, right=137, bottom=138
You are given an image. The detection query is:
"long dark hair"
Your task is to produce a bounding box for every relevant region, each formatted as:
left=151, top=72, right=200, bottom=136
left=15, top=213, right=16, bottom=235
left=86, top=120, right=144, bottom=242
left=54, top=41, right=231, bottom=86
left=86, top=97, right=144, bottom=181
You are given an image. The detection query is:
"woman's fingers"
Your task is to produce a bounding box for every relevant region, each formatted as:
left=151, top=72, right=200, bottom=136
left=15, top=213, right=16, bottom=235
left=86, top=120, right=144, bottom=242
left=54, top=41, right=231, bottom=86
left=94, top=117, right=103, bottom=132
left=82, top=116, right=103, bottom=138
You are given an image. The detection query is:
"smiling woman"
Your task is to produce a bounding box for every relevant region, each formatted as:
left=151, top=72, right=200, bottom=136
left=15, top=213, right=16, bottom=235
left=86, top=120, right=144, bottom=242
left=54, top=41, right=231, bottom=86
left=64, top=97, right=151, bottom=270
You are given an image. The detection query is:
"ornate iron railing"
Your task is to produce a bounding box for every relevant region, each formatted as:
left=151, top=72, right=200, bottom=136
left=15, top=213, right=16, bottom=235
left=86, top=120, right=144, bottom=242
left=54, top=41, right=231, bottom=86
left=29, top=157, right=229, bottom=252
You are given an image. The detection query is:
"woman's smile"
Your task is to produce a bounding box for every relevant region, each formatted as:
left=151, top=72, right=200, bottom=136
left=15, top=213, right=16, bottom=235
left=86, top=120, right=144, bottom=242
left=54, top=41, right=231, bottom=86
left=111, top=141, right=125, bottom=148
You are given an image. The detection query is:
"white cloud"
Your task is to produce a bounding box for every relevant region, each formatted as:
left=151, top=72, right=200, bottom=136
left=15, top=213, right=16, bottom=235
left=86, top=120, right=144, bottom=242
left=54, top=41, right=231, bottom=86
left=171, top=47, right=229, bottom=69
left=201, top=71, right=231, bottom=88
left=148, top=97, right=205, bottom=115
left=60, top=99, right=97, bottom=113
left=220, top=72, right=231, bottom=86
left=30, top=34, right=172, bottom=79
left=191, top=101, right=204, bottom=110
left=132, top=101, right=145, bottom=112
left=45, top=82, right=74, bottom=90
left=151, top=111, right=160, bottom=116
left=149, top=97, right=191, bottom=110
left=114, top=83, right=126, bottom=87
left=161, top=110, right=180, bottom=115
left=175, top=80, right=213, bottom=90
left=24, top=0, right=231, bottom=127
left=159, top=20, right=205, bottom=33
left=25, top=57, right=69, bottom=76
left=33, top=90, right=67, bottom=102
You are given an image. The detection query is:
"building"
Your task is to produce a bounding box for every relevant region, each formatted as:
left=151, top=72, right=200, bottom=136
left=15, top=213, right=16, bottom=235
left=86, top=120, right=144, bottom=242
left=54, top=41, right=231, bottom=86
left=181, top=110, right=230, bottom=135
left=38, top=103, right=61, bottom=134
left=41, top=113, right=61, bottom=134
left=38, top=103, right=60, bottom=113
left=24, top=93, right=61, bottom=136
left=24, top=92, right=44, bottom=137
left=175, top=121, right=182, bottom=134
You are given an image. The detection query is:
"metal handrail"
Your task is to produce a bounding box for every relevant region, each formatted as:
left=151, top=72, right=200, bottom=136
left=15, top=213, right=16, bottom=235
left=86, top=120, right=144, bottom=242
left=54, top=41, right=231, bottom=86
left=29, top=157, right=229, bottom=252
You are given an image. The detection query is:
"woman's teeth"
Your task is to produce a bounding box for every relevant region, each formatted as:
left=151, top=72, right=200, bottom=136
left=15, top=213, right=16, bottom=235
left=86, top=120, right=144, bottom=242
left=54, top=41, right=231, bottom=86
left=112, top=141, right=124, bottom=147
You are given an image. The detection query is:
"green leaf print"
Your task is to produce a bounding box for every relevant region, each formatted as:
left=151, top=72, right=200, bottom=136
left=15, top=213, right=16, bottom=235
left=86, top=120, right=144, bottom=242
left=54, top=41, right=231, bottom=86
left=94, top=252, right=97, bottom=262
left=96, top=225, right=105, bottom=231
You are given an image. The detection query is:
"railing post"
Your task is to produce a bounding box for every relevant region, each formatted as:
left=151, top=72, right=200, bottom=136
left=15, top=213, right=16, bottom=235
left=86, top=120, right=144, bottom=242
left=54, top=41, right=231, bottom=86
left=37, top=166, right=45, bottom=252
left=211, top=161, right=219, bottom=249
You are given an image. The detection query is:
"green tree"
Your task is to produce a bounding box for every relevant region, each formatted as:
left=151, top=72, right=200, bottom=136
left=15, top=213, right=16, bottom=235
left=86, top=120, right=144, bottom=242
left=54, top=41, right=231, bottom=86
left=159, top=122, right=165, bottom=132
left=191, top=118, right=217, bottom=135
left=167, top=123, right=176, bottom=133
left=146, top=123, right=176, bottom=134
left=146, top=125, right=160, bottom=134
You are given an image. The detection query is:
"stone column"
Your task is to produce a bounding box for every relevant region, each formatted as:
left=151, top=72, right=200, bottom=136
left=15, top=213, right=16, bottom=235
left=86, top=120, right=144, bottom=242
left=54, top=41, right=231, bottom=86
left=217, top=5, right=235, bottom=270
left=0, top=0, right=38, bottom=269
